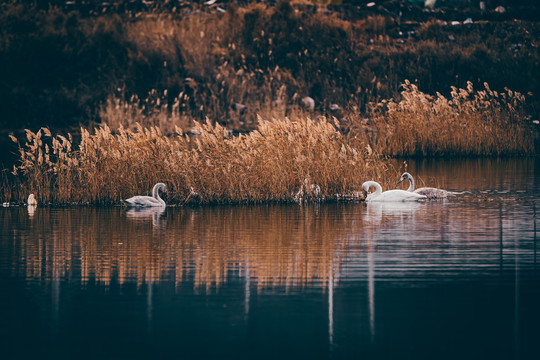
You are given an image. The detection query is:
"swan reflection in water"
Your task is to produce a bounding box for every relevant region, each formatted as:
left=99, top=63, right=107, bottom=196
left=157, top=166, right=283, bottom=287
left=364, top=201, right=423, bottom=226
left=126, top=206, right=167, bottom=228
left=27, top=205, right=37, bottom=217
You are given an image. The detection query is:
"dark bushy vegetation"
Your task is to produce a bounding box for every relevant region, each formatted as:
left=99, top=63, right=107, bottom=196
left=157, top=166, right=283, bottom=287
left=0, top=0, right=538, bottom=133
left=1, top=1, right=538, bottom=204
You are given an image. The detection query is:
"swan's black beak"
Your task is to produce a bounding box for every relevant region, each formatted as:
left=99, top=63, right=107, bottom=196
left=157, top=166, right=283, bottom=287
left=362, top=189, right=368, bottom=199
left=397, top=176, right=404, bottom=184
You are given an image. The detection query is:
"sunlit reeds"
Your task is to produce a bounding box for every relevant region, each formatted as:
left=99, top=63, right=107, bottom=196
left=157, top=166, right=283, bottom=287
left=7, top=116, right=388, bottom=205
left=362, top=81, right=533, bottom=156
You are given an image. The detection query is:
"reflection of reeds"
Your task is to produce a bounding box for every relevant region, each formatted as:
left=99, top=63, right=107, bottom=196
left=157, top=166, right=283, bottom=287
left=3, top=198, right=518, bottom=293
left=8, top=117, right=387, bottom=204
left=3, top=206, right=363, bottom=292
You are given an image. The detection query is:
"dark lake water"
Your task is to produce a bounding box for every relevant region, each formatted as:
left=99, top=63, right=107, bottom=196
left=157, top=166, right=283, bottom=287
left=1, top=157, right=539, bottom=360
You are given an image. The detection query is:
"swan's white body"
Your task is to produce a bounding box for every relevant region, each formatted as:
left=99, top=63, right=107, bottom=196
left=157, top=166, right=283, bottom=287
left=362, top=181, right=427, bottom=202
left=123, top=183, right=167, bottom=207
left=27, top=194, right=37, bottom=206
left=398, top=172, right=453, bottom=199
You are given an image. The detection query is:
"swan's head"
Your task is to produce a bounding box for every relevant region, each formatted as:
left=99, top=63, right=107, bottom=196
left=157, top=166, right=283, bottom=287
left=153, top=183, right=168, bottom=198
left=362, top=182, right=370, bottom=193
left=397, top=172, right=411, bottom=184
left=155, top=183, right=167, bottom=191
left=361, top=188, right=368, bottom=199
left=361, top=181, right=374, bottom=196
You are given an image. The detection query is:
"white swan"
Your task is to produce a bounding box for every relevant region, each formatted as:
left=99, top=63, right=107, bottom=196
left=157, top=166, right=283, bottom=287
left=397, top=172, right=454, bottom=199
left=27, top=194, right=37, bottom=206
left=362, top=181, right=427, bottom=202
left=123, top=183, right=167, bottom=207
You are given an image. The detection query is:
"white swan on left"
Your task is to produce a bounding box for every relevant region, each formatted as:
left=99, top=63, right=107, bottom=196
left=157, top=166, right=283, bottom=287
left=27, top=194, right=37, bottom=206
left=123, top=183, right=167, bottom=207
left=398, top=172, right=454, bottom=199
left=362, top=181, right=427, bottom=202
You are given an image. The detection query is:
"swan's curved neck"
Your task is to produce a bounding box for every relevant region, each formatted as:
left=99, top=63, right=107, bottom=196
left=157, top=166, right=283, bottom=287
left=152, top=183, right=166, bottom=205
left=407, top=175, right=415, bottom=192
left=365, top=181, right=382, bottom=195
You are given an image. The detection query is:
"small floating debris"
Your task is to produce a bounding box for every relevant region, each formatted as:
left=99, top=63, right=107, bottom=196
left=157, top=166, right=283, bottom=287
left=424, top=0, right=436, bottom=9
left=336, top=192, right=365, bottom=202
left=294, top=178, right=322, bottom=204
left=185, top=187, right=202, bottom=206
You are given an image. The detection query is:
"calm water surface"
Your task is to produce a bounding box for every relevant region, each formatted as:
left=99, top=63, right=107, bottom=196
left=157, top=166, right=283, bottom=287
left=1, top=158, right=539, bottom=360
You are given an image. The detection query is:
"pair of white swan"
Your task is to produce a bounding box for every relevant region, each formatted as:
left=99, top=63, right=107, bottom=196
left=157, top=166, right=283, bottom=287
left=362, top=172, right=454, bottom=202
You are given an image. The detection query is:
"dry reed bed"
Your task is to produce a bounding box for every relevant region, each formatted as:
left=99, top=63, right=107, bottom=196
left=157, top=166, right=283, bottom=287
left=364, top=81, right=533, bottom=156
left=102, top=80, right=535, bottom=158
left=4, top=82, right=533, bottom=205
left=7, top=116, right=388, bottom=205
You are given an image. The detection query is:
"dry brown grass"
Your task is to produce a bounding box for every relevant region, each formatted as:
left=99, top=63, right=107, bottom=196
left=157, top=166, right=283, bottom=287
left=357, top=81, right=534, bottom=156
left=6, top=116, right=390, bottom=205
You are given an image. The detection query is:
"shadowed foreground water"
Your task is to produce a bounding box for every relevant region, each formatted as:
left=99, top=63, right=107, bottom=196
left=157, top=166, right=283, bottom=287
left=1, top=158, right=539, bottom=360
